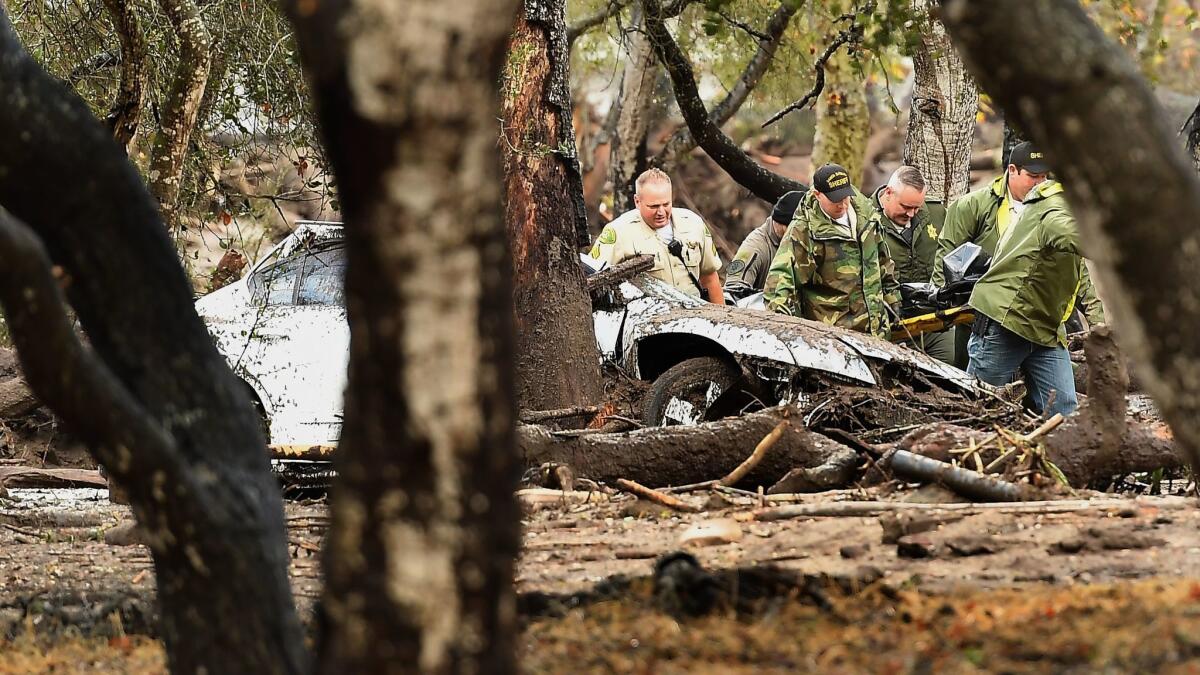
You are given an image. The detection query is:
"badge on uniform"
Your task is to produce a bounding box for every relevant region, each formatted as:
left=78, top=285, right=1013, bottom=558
left=598, top=227, right=617, bottom=245
left=727, top=259, right=746, bottom=274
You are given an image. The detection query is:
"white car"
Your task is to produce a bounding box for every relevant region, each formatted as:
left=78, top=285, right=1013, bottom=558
left=197, top=222, right=978, bottom=447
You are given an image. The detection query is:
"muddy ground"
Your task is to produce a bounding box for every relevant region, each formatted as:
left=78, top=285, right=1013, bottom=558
left=3, top=484, right=1200, bottom=672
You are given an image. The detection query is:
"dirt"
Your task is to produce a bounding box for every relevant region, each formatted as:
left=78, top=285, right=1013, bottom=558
left=1, top=481, right=1200, bottom=671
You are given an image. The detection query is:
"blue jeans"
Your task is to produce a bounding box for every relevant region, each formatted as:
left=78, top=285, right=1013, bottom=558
left=967, top=320, right=1078, bottom=417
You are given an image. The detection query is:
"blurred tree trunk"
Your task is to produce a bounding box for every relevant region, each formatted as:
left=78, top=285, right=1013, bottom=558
left=608, top=2, right=659, bottom=212
left=286, top=0, right=523, bottom=671
left=901, top=0, right=977, bottom=202
left=148, top=0, right=210, bottom=232
left=812, top=47, right=868, bottom=185
left=941, top=0, right=1200, bottom=472
left=0, top=8, right=304, bottom=672
left=99, top=0, right=147, bottom=153
left=502, top=0, right=604, bottom=412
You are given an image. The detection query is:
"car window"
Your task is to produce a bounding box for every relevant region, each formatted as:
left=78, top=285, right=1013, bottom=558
left=296, top=247, right=346, bottom=306
left=250, top=253, right=306, bottom=306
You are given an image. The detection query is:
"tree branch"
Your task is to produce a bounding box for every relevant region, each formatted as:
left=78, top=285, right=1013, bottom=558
left=0, top=209, right=183, bottom=491
left=100, top=0, right=148, bottom=151
left=761, top=24, right=861, bottom=128
left=641, top=0, right=806, bottom=202
left=567, top=0, right=630, bottom=47
left=655, top=0, right=801, bottom=168
left=715, top=8, right=770, bottom=42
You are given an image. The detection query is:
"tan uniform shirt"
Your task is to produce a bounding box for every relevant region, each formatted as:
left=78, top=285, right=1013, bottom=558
left=588, top=208, right=722, bottom=297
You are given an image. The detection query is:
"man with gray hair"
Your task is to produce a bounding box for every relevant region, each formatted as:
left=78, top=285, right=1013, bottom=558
left=870, top=165, right=953, bottom=363
left=589, top=168, right=724, bottom=303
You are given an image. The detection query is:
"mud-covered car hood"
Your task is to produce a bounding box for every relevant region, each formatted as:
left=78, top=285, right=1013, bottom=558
left=620, top=276, right=977, bottom=392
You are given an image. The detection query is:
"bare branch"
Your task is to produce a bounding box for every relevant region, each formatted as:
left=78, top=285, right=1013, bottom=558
left=567, top=0, right=630, bottom=47
left=65, top=49, right=119, bottom=84
left=642, top=0, right=806, bottom=202
left=715, top=8, right=771, bottom=41
left=656, top=0, right=801, bottom=167
left=761, top=25, right=860, bottom=128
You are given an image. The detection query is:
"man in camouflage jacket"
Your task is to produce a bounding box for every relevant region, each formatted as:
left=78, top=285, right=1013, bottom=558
left=764, top=164, right=900, bottom=339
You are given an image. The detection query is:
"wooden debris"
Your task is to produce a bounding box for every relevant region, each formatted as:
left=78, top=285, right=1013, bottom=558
left=0, top=467, right=106, bottom=489
left=719, top=419, right=788, bottom=487
left=517, top=488, right=610, bottom=510
left=679, top=518, right=743, bottom=546
left=519, top=406, right=601, bottom=425
left=890, top=450, right=1029, bottom=502
left=615, top=479, right=702, bottom=513
left=754, top=496, right=1192, bottom=521
left=586, top=254, right=655, bottom=296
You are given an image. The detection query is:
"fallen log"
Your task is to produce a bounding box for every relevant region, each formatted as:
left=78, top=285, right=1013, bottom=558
left=754, top=495, right=1193, bottom=521
left=0, top=467, right=106, bottom=489
left=586, top=254, right=654, bottom=297
left=518, top=405, right=856, bottom=488
left=519, top=406, right=600, bottom=424
left=890, top=450, right=1029, bottom=502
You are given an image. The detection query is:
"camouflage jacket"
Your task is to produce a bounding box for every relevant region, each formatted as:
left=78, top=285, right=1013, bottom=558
left=723, top=219, right=781, bottom=300
left=764, top=191, right=900, bottom=338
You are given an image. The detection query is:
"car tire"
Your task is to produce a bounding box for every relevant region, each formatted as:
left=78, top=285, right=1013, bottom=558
left=642, top=356, right=754, bottom=427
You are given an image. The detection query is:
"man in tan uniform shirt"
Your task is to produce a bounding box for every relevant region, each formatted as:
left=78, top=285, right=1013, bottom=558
left=589, top=169, right=724, bottom=303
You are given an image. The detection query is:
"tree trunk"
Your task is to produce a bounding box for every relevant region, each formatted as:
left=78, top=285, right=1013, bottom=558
left=608, top=2, right=659, bottom=212
left=100, top=0, right=147, bottom=152
left=519, top=406, right=855, bottom=488
left=940, top=0, right=1200, bottom=472
left=502, top=1, right=604, bottom=412
left=812, top=46, right=868, bottom=184
left=0, top=10, right=305, bottom=674
left=901, top=0, right=978, bottom=202
left=285, top=1, right=523, bottom=672
left=148, top=0, right=211, bottom=232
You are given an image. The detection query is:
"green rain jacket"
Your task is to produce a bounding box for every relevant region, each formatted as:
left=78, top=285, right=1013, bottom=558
left=968, top=181, right=1084, bottom=348
left=764, top=191, right=900, bottom=338
left=932, top=174, right=1105, bottom=324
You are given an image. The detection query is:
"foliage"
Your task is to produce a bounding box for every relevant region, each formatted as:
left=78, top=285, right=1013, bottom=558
left=7, top=0, right=327, bottom=236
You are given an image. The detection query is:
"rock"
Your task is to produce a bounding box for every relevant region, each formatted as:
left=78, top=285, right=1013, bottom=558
left=946, top=536, right=1002, bottom=556
left=879, top=512, right=962, bottom=544
left=104, top=521, right=146, bottom=547
left=1053, top=538, right=1086, bottom=554
left=679, top=518, right=743, bottom=547
left=896, top=535, right=938, bottom=559
left=839, top=544, right=869, bottom=559
left=902, top=485, right=968, bottom=504
left=620, top=499, right=668, bottom=519
left=703, top=491, right=735, bottom=511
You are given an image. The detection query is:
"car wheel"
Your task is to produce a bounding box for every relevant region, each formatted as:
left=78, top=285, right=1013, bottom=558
left=642, top=356, right=755, bottom=427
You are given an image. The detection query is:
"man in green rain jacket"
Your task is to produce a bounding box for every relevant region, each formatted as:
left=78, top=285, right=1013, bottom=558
left=764, top=164, right=899, bottom=339
left=932, top=143, right=1105, bottom=368
left=967, top=156, right=1083, bottom=417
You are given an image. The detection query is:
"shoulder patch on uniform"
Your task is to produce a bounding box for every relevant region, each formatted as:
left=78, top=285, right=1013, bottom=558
left=598, top=226, right=617, bottom=245
left=727, top=259, right=746, bottom=275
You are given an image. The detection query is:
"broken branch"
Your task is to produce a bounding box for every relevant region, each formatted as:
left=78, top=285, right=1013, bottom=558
left=519, top=405, right=601, bottom=424
left=616, top=478, right=702, bottom=512
left=890, top=450, right=1028, bottom=502
left=719, top=419, right=787, bottom=487
left=761, top=26, right=860, bottom=129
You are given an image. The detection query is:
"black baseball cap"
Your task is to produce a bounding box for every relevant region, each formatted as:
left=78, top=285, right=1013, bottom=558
left=812, top=164, right=855, bottom=202
left=1009, top=142, right=1050, bottom=174
left=771, top=189, right=808, bottom=225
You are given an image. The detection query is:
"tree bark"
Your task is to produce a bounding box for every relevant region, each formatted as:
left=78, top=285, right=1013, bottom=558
left=901, top=0, right=978, bottom=202
left=519, top=406, right=856, bottom=488
left=0, top=10, right=304, bottom=674
left=812, top=46, right=869, bottom=184
left=99, top=0, right=147, bottom=152
left=641, top=0, right=806, bottom=203
left=940, top=0, right=1200, bottom=473
left=148, top=0, right=211, bottom=232
left=502, top=0, right=604, bottom=412
left=286, top=1, right=523, bottom=672
left=608, top=2, right=659, bottom=212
